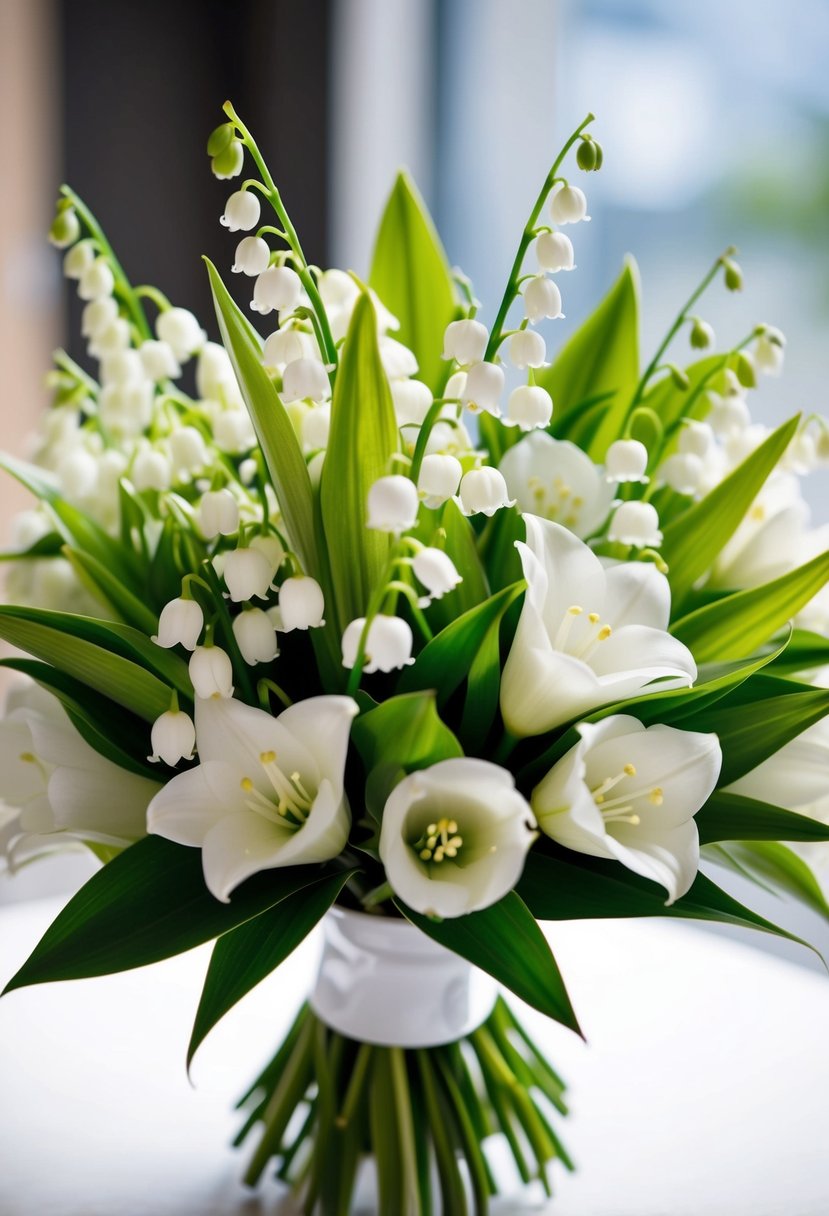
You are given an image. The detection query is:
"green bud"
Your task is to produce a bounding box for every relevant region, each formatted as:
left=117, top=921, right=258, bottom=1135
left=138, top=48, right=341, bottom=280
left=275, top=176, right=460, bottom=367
left=211, top=139, right=245, bottom=180
left=48, top=205, right=80, bottom=248
left=592, top=141, right=604, bottom=170
left=723, top=258, right=743, bottom=291
left=689, top=318, right=714, bottom=350
left=735, top=350, right=757, bottom=389
left=576, top=137, right=598, bottom=172
left=668, top=364, right=690, bottom=391
left=206, top=122, right=235, bottom=157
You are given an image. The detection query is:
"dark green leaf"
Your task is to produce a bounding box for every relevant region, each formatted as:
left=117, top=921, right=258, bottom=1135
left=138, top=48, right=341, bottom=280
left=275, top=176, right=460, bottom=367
left=696, top=790, right=829, bottom=845
left=63, top=547, right=159, bottom=635
left=705, top=841, right=829, bottom=923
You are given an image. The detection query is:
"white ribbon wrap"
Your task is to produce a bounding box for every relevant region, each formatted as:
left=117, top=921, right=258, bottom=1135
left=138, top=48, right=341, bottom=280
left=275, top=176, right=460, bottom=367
left=310, top=907, right=497, bottom=1047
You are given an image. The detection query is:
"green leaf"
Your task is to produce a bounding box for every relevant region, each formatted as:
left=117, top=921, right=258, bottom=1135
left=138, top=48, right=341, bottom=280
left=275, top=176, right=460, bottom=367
left=320, top=291, right=399, bottom=630
left=63, top=547, right=159, bottom=635
left=660, top=414, right=801, bottom=607
left=398, top=891, right=582, bottom=1035
left=768, top=629, right=829, bottom=677
left=426, top=500, right=489, bottom=627
left=187, top=870, right=350, bottom=1067
left=534, top=259, right=640, bottom=460
left=2, top=837, right=342, bottom=992
left=641, top=353, right=729, bottom=433
left=205, top=259, right=318, bottom=577
left=671, top=550, right=829, bottom=664
left=369, top=170, right=459, bottom=393
left=696, top=790, right=829, bottom=845
left=705, top=841, right=829, bottom=923
left=460, top=615, right=503, bottom=751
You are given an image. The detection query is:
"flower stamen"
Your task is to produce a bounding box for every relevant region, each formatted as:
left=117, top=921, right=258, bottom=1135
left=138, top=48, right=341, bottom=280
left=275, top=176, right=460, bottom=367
left=239, top=750, right=314, bottom=829
left=414, top=817, right=464, bottom=864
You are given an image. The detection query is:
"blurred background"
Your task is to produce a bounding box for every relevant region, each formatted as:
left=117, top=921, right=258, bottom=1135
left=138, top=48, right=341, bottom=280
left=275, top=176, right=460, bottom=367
left=1, top=0, right=828, bottom=954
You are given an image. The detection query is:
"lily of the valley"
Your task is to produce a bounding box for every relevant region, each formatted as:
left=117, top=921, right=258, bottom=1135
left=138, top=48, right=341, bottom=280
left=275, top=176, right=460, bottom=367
left=500, top=515, right=697, bottom=736
left=458, top=467, right=514, bottom=517
left=232, top=607, right=279, bottom=665
left=461, top=362, right=504, bottom=415
left=532, top=714, right=721, bottom=903
left=220, top=189, right=261, bottom=232
left=276, top=576, right=325, bottom=631
left=605, top=439, right=649, bottom=484
left=412, top=548, right=462, bottom=602
left=549, top=183, right=589, bottom=224
left=341, top=615, right=414, bottom=673
left=417, top=454, right=463, bottom=509
left=379, top=758, right=537, bottom=917
left=442, top=319, right=489, bottom=365
left=251, top=265, right=302, bottom=315
left=509, top=330, right=547, bottom=370
left=523, top=276, right=564, bottom=323
left=199, top=488, right=240, bottom=538
left=153, top=596, right=204, bottom=651
left=189, top=645, right=235, bottom=699
left=506, top=385, right=554, bottom=431
left=149, top=708, right=195, bottom=767
left=223, top=547, right=273, bottom=602
left=536, top=230, right=575, bottom=272
left=156, top=308, right=206, bottom=362
left=607, top=500, right=663, bottom=548
left=366, top=475, right=419, bottom=533
left=147, top=694, right=358, bottom=902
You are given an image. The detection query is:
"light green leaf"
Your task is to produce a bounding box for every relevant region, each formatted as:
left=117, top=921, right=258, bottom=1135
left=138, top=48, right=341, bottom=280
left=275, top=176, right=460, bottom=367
left=705, top=841, right=829, bottom=923
left=660, top=414, right=801, bottom=608
left=398, top=892, right=583, bottom=1035
left=696, top=790, right=829, bottom=845
left=320, top=291, right=400, bottom=629
left=369, top=170, right=459, bottom=393
left=425, top=499, right=489, bottom=628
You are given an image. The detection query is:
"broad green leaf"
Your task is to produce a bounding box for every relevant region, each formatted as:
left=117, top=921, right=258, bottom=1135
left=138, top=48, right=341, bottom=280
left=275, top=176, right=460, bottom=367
left=534, top=259, right=640, bottom=460
left=398, top=892, right=582, bottom=1035
left=696, top=790, right=829, bottom=845
left=641, top=353, right=730, bottom=434
left=187, top=870, right=350, bottom=1066
left=2, top=837, right=342, bottom=991
left=480, top=502, right=524, bottom=592
left=426, top=500, right=489, bottom=626
left=0, top=533, right=64, bottom=561
left=0, top=611, right=173, bottom=722
left=660, top=414, right=801, bottom=607
left=671, top=550, right=829, bottom=664
left=766, top=628, right=829, bottom=677
left=397, top=580, right=525, bottom=702
left=64, top=547, right=159, bottom=635
left=517, top=849, right=816, bottom=954
left=369, top=171, right=459, bottom=393
left=460, top=616, right=503, bottom=751
left=320, top=292, right=399, bottom=630
left=205, top=259, right=318, bottom=576
left=706, top=841, right=829, bottom=923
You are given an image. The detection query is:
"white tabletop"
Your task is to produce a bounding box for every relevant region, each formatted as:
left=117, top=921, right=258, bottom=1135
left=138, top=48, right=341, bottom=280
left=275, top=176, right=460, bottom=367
left=0, top=897, right=827, bottom=1215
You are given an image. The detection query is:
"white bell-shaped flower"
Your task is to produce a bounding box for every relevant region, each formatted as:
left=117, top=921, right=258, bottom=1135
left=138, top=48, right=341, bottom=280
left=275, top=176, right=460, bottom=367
left=442, top=319, right=489, bottom=365
left=81, top=297, right=119, bottom=338
left=658, top=452, right=704, bottom=495
left=506, top=385, right=553, bottom=431
left=63, top=239, right=96, bottom=280
left=188, top=645, right=234, bottom=699
left=302, top=403, right=331, bottom=452
left=196, top=341, right=239, bottom=402
left=157, top=308, right=207, bottom=362
left=100, top=349, right=144, bottom=386
left=132, top=448, right=172, bottom=492
left=458, top=466, right=515, bottom=516
left=220, top=190, right=261, bottom=232
left=509, top=330, right=547, bottom=370
left=88, top=318, right=131, bottom=358
left=277, top=575, right=325, bottom=631
left=608, top=500, right=663, bottom=547
left=232, top=607, right=279, bottom=665
left=707, top=393, right=751, bottom=436
left=523, top=276, right=564, bottom=323
left=262, top=328, right=315, bottom=370
left=251, top=265, right=303, bottom=315
left=379, top=758, right=536, bottom=917
left=211, top=141, right=244, bottom=180
left=249, top=534, right=286, bottom=579
left=169, top=426, right=208, bottom=477
left=605, top=439, right=649, bottom=484
left=379, top=337, right=419, bottom=379
left=677, top=420, right=713, bottom=458
left=213, top=409, right=256, bottom=453
left=58, top=448, right=99, bottom=500
left=139, top=340, right=181, bottom=382
left=232, top=235, right=271, bottom=276
left=412, top=548, right=462, bottom=601
left=417, top=453, right=463, bottom=508
left=199, top=488, right=239, bottom=538
left=281, top=357, right=330, bottom=403
left=366, top=475, right=419, bottom=533
left=341, top=614, right=414, bottom=673
left=78, top=257, right=115, bottom=301
left=223, top=547, right=273, bottom=602
left=549, top=183, right=589, bottom=224
left=536, top=231, right=575, bottom=272
left=532, top=715, right=721, bottom=904
left=149, top=709, right=195, bottom=767
left=755, top=327, right=785, bottom=376
left=392, top=378, right=434, bottom=429
left=461, top=362, right=504, bottom=415
left=153, top=597, right=204, bottom=651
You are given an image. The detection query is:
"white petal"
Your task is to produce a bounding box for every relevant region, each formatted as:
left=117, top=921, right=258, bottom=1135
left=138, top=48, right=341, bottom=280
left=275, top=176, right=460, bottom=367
left=276, top=696, right=358, bottom=797
left=147, top=762, right=232, bottom=846
left=195, top=696, right=318, bottom=787
left=605, top=821, right=700, bottom=904
left=602, top=560, right=671, bottom=631
left=201, top=811, right=297, bottom=902
left=47, top=764, right=158, bottom=844
left=589, top=624, right=697, bottom=687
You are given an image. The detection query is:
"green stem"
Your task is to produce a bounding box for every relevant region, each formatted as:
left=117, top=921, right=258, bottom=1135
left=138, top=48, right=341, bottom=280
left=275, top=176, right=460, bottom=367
left=53, top=349, right=98, bottom=395
left=409, top=398, right=462, bottom=484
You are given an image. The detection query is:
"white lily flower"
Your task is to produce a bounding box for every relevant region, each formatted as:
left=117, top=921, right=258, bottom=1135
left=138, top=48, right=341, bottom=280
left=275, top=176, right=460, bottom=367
left=412, top=548, right=462, bottom=602
left=232, top=608, right=279, bottom=666
left=232, top=235, right=271, bottom=276
left=532, top=715, right=721, bottom=904
left=220, top=189, right=261, bottom=231
left=149, top=709, right=196, bottom=767
left=523, top=276, right=564, bottom=323
left=505, top=385, right=553, bottom=431
left=461, top=362, right=504, bottom=415
left=147, top=694, right=358, bottom=902
left=223, top=547, right=273, bottom=602
left=281, top=357, right=330, bottom=403
left=710, top=474, right=810, bottom=590
left=100, top=349, right=144, bottom=386
left=500, top=515, right=697, bottom=736
left=509, top=330, right=547, bottom=369
left=366, top=475, right=419, bottom=534
left=189, top=645, right=235, bottom=699
left=153, top=597, right=204, bottom=651
left=417, top=454, right=463, bottom=508
left=535, top=231, right=575, bottom=272
left=458, top=467, right=515, bottom=516
left=726, top=718, right=829, bottom=819
left=251, top=265, right=302, bottom=315
left=156, top=308, right=206, bottom=362
left=499, top=432, right=613, bottom=539
left=605, top=439, right=649, bottom=484
left=199, top=488, right=239, bottom=538
left=341, top=615, right=414, bottom=673
left=379, top=758, right=537, bottom=917
left=277, top=576, right=325, bottom=631
left=442, top=319, right=489, bottom=365
left=607, top=501, right=663, bottom=548
left=549, top=183, right=589, bottom=224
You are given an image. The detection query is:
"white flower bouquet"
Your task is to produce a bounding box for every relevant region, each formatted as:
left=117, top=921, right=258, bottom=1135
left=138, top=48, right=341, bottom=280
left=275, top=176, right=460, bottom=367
left=2, top=103, right=829, bottom=1213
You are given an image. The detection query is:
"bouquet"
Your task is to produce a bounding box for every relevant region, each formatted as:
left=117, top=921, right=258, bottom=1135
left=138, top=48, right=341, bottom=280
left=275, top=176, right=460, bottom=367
left=2, top=102, right=829, bottom=1214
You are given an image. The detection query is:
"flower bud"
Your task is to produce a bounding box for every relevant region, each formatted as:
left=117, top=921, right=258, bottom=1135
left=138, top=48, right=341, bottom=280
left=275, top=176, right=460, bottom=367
left=658, top=453, right=704, bottom=495
left=523, top=276, right=563, bottom=323
left=506, top=384, right=553, bottom=431
left=576, top=137, right=598, bottom=171
left=149, top=709, right=195, bottom=766
left=211, top=140, right=244, bottom=180
left=189, top=645, right=234, bottom=698
left=48, top=205, right=80, bottom=248
left=277, top=576, right=325, bottom=631
left=607, top=501, right=663, bottom=547
left=223, top=547, right=273, bottom=602
left=754, top=326, right=785, bottom=377
left=262, top=328, right=313, bottom=370
left=735, top=350, right=757, bottom=389
left=549, top=184, right=589, bottom=224
left=207, top=122, right=235, bottom=156
left=689, top=318, right=715, bottom=350
left=723, top=258, right=743, bottom=291
left=199, top=488, right=239, bottom=538
left=677, top=420, right=713, bottom=458
left=417, top=454, right=463, bottom=508
left=139, top=339, right=181, bottom=382
left=508, top=330, right=547, bottom=370
left=220, top=190, right=261, bottom=232
left=605, top=439, right=649, bottom=484
left=63, top=239, right=96, bottom=280
left=153, top=597, right=204, bottom=650
left=213, top=409, right=256, bottom=453
left=412, top=548, right=462, bottom=602
left=251, top=265, right=303, bottom=315
left=458, top=467, right=515, bottom=516
left=132, top=448, right=172, bottom=492
left=78, top=257, right=115, bottom=301
left=461, top=362, right=504, bottom=415
left=668, top=364, right=690, bottom=391
left=169, top=425, right=208, bottom=476
left=392, top=378, right=433, bottom=428
left=157, top=308, right=206, bottom=362
left=535, top=231, right=575, bottom=272
left=281, top=357, right=330, bottom=403
left=82, top=297, right=119, bottom=338
left=232, top=235, right=271, bottom=276
left=342, top=614, right=414, bottom=673
left=442, top=319, right=489, bottom=365
left=232, top=607, right=279, bottom=665
left=366, top=475, right=419, bottom=533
